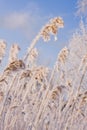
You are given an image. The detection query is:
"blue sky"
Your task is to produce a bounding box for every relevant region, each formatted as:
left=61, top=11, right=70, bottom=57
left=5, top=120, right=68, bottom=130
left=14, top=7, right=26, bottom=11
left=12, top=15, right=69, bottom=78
left=0, top=0, right=80, bottom=67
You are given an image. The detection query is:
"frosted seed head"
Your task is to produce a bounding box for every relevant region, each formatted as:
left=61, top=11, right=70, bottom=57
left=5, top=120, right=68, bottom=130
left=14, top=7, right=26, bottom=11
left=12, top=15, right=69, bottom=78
left=41, top=17, right=64, bottom=42
left=0, top=39, right=7, bottom=61
left=9, top=44, right=20, bottom=63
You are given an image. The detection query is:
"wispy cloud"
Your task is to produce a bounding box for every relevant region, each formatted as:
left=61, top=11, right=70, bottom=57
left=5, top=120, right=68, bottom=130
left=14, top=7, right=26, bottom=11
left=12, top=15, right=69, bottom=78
left=0, top=3, right=48, bottom=39
left=0, top=12, right=29, bottom=29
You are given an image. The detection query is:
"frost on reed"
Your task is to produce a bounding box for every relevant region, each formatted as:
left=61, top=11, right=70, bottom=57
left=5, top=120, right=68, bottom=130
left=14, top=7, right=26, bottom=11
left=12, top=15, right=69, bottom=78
left=24, top=17, right=64, bottom=62
left=0, top=40, right=6, bottom=63
left=0, top=17, right=87, bottom=130
left=8, top=44, right=20, bottom=63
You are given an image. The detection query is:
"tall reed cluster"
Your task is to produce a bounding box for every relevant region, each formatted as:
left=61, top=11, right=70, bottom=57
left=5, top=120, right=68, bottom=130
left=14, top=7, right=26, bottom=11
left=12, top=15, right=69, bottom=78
left=0, top=17, right=87, bottom=130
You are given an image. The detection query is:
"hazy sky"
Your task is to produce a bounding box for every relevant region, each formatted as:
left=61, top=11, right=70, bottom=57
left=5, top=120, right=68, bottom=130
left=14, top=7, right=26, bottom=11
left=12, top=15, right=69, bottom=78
left=0, top=0, right=80, bottom=67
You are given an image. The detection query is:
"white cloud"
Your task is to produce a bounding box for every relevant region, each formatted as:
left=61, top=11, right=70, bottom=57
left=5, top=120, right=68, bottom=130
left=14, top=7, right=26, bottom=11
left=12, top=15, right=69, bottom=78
left=1, top=12, right=29, bottom=29
left=0, top=5, right=48, bottom=39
